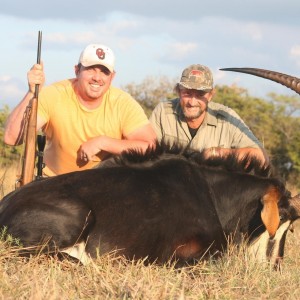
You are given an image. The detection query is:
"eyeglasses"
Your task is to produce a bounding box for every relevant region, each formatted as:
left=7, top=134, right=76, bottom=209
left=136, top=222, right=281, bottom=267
left=180, top=89, right=209, bottom=99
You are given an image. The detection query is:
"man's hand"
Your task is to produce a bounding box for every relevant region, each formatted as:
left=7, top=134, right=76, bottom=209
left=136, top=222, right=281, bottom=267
left=78, top=137, right=102, bottom=162
left=27, top=63, right=45, bottom=94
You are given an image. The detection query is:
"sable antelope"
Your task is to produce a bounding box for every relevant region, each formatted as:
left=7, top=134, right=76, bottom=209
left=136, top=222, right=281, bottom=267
left=0, top=143, right=299, bottom=268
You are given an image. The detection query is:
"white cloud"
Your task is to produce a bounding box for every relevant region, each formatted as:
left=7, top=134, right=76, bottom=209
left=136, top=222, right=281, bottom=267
left=245, top=23, right=263, bottom=41
left=0, top=76, right=12, bottom=82
left=162, top=42, right=198, bottom=62
left=214, top=69, right=227, bottom=81
left=116, top=38, right=136, bottom=51
left=290, top=45, right=300, bottom=68
left=108, top=18, right=139, bottom=34
left=46, top=32, right=96, bottom=44
left=290, top=45, right=300, bottom=57
left=0, top=81, right=24, bottom=108
left=0, top=75, right=27, bottom=109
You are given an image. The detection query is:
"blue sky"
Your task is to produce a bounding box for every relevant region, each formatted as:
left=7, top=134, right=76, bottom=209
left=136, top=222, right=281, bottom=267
left=1, top=0, right=299, bottom=108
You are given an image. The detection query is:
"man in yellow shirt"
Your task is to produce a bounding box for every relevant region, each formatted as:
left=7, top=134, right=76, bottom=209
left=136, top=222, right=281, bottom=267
left=4, top=44, right=156, bottom=176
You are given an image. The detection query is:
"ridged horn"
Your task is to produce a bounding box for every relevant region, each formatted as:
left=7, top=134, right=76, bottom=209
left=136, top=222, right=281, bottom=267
left=220, top=67, right=300, bottom=95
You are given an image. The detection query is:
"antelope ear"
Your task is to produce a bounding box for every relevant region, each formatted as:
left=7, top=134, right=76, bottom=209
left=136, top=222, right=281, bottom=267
left=261, top=186, right=280, bottom=238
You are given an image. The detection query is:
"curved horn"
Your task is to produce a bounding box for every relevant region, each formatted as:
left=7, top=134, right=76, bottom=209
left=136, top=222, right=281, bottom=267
left=289, top=194, right=300, bottom=219
left=220, top=67, right=300, bottom=95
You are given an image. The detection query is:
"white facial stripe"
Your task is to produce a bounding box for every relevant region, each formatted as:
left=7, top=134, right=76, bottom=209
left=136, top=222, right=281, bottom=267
left=247, top=220, right=291, bottom=264
left=268, top=220, right=291, bottom=265
left=248, top=229, right=269, bottom=262
left=61, top=241, right=91, bottom=265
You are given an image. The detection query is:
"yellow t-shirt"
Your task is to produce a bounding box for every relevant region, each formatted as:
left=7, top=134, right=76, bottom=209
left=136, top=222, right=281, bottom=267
left=38, top=79, right=149, bottom=176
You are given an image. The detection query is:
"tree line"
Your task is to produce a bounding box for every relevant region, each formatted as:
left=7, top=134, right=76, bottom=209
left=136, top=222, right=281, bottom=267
left=1, top=76, right=300, bottom=187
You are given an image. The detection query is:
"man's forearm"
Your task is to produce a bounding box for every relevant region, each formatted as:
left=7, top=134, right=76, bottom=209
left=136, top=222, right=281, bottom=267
left=4, top=91, right=34, bottom=145
left=79, top=135, right=155, bottom=162
left=97, top=136, right=154, bottom=155
left=208, top=147, right=269, bottom=165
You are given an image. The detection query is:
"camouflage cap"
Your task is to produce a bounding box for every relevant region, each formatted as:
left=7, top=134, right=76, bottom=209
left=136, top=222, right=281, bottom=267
left=178, top=64, right=214, bottom=91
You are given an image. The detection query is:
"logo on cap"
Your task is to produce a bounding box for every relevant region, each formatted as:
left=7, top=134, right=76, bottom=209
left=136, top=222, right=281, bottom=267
left=189, top=70, right=203, bottom=77
left=96, top=48, right=105, bottom=60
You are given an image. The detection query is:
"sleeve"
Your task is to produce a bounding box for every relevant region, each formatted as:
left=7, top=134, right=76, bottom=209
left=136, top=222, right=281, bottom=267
left=119, top=94, right=150, bottom=137
left=228, top=109, right=263, bottom=149
left=149, top=103, right=164, bottom=141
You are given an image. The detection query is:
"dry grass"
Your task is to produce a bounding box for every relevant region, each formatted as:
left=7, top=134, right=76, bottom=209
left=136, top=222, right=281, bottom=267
left=0, top=162, right=20, bottom=197
left=0, top=164, right=300, bottom=299
left=0, top=231, right=300, bottom=300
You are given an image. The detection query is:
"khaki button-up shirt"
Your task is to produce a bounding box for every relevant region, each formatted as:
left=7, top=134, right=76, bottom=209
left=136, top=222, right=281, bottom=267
left=150, top=98, right=262, bottom=151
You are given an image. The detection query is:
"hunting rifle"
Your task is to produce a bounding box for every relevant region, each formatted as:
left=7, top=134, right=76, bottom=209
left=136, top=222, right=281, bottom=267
left=16, top=31, right=46, bottom=187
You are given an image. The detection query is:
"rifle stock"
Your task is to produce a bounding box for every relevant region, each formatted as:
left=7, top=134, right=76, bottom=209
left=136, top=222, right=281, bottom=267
left=17, top=31, right=42, bottom=187
left=20, top=97, right=38, bottom=186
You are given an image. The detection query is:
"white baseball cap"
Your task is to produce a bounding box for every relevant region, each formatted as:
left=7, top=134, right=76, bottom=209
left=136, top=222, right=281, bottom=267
left=78, top=44, right=115, bottom=72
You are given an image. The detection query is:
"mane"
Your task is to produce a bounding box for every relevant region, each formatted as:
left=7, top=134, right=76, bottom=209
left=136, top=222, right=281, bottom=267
left=114, top=141, right=272, bottom=178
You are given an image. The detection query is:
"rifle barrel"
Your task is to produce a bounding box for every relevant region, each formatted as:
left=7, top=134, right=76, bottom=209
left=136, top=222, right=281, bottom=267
left=34, top=31, right=42, bottom=99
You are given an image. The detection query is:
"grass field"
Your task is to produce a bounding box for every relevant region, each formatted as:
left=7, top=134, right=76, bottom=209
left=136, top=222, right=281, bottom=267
left=0, top=164, right=300, bottom=299
left=0, top=162, right=19, bottom=198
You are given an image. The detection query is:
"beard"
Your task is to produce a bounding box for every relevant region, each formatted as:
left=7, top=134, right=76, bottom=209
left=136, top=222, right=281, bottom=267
left=182, top=105, right=204, bottom=120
